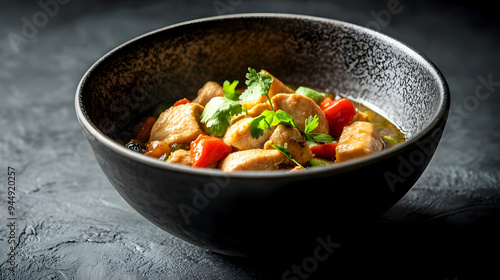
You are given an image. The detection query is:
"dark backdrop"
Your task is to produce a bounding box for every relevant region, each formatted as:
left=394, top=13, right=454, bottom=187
left=1, top=0, right=499, bottom=279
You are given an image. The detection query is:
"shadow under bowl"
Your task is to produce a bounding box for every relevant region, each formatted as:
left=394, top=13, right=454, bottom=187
left=75, top=13, right=449, bottom=257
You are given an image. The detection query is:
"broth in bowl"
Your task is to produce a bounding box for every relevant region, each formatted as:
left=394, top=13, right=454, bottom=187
left=125, top=67, right=405, bottom=171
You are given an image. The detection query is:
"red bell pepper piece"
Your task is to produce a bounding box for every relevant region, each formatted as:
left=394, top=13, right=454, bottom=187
left=135, top=117, right=157, bottom=143
left=322, top=98, right=357, bottom=137
left=310, top=143, right=338, bottom=159
left=173, top=98, right=191, bottom=106
left=320, top=97, right=333, bottom=111
left=190, top=134, right=232, bottom=168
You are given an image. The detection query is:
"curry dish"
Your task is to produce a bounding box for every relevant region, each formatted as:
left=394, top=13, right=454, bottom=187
left=125, top=68, right=404, bottom=171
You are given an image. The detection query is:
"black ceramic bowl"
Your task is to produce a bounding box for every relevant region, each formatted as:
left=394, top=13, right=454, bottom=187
left=75, top=13, right=449, bottom=257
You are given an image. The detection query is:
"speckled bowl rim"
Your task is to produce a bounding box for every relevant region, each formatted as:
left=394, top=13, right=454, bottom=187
left=75, top=13, right=450, bottom=179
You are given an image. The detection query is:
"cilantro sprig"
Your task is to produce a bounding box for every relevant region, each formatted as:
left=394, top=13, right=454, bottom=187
left=249, top=110, right=333, bottom=146
left=200, top=67, right=333, bottom=146
left=303, top=115, right=334, bottom=146
left=223, top=80, right=240, bottom=101
left=200, top=67, right=272, bottom=137
left=271, top=144, right=304, bottom=169
left=240, top=67, right=274, bottom=109
left=249, top=110, right=295, bottom=138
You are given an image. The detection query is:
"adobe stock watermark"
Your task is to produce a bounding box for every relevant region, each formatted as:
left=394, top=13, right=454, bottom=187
left=178, top=174, right=230, bottom=225
left=7, top=0, right=71, bottom=54
left=365, top=0, right=405, bottom=31
left=383, top=124, right=443, bottom=192
left=282, top=234, right=341, bottom=280
left=384, top=73, right=498, bottom=192
left=212, top=0, right=242, bottom=16
left=447, top=74, right=499, bottom=131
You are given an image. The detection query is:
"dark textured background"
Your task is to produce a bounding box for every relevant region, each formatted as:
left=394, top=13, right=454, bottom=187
left=1, top=0, right=499, bottom=279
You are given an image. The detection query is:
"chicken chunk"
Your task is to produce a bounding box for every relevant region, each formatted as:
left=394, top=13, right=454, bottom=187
left=246, top=102, right=272, bottom=118
left=218, top=149, right=286, bottom=172
left=264, top=124, right=313, bottom=165
left=271, top=94, right=329, bottom=134
left=149, top=103, right=205, bottom=145
left=166, top=149, right=192, bottom=166
left=223, top=115, right=273, bottom=150
left=335, top=121, right=383, bottom=162
left=193, top=81, right=225, bottom=106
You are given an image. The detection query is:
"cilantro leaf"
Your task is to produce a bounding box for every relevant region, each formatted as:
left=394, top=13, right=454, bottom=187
left=239, top=67, right=274, bottom=105
left=250, top=115, right=270, bottom=139
left=249, top=110, right=275, bottom=138
left=271, top=144, right=304, bottom=169
left=304, top=115, right=319, bottom=134
left=273, top=110, right=297, bottom=128
left=249, top=110, right=333, bottom=147
left=303, top=115, right=334, bottom=146
left=305, top=133, right=334, bottom=146
left=223, top=80, right=240, bottom=101
left=200, top=97, right=243, bottom=137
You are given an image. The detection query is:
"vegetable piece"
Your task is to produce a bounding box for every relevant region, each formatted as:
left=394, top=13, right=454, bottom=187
left=145, top=140, right=171, bottom=159
left=382, top=135, right=398, bottom=144
left=173, top=98, right=191, bottom=106
left=310, top=143, right=338, bottom=159
left=295, top=86, right=325, bottom=104
left=200, top=97, right=244, bottom=137
left=309, top=158, right=332, bottom=167
left=239, top=67, right=274, bottom=108
left=223, top=80, right=241, bottom=101
left=320, top=97, right=333, bottom=110
left=190, top=134, right=232, bottom=168
left=135, top=117, right=157, bottom=143
left=322, top=98, right=357, bottom=137
left=271, top=144, right=304, bottom=169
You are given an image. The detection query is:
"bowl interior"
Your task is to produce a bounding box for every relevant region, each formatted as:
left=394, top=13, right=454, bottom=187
left=78, top=14, right=447, bottom=146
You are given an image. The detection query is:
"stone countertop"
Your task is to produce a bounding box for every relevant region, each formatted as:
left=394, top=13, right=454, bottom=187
left=1, top=0, right=499, bottom=279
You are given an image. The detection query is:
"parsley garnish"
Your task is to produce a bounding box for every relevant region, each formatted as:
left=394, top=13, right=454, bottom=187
left=271, top=144, right=304, bottom=169
left=249, top=110, right=274, bottom=138
left=199, top=68, right=334, bottom=145
left=249, top=110, right=296, bottom=138
left=223, top=80, right=240, bottom=101
left=249, top=110, right=333, bottom=145
left=200, top=97, right=244, bottom=137
left=239, top=67, right=274, bottom=109
left=303, top=115, right=334, bottom=146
